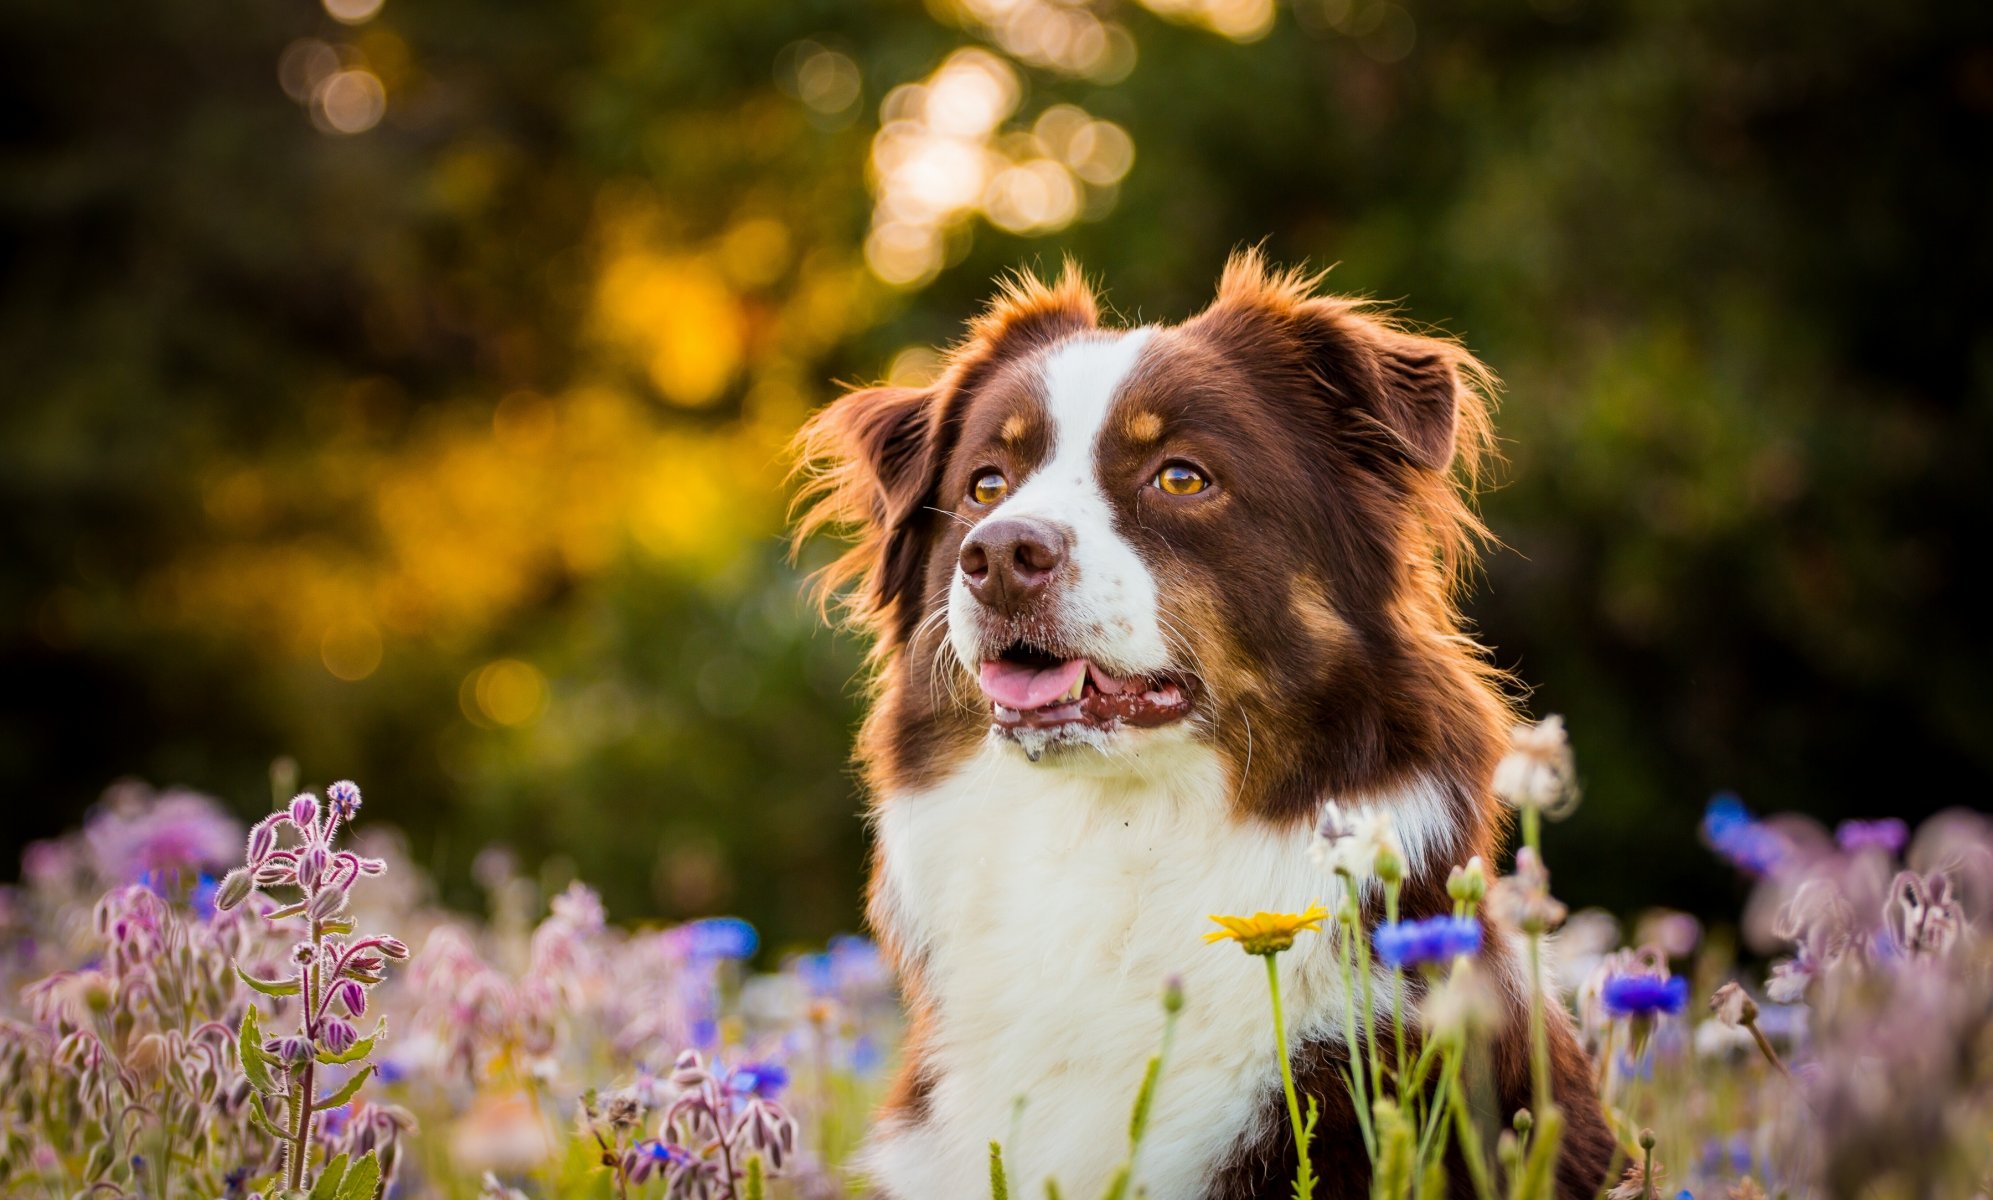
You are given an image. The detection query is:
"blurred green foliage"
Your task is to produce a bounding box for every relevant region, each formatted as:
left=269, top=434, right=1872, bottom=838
left=2, top=0, right=1988, bottom=945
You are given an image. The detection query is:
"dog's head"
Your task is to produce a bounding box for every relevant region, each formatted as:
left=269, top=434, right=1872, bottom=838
left=797, top=252, right=1509, bottom=821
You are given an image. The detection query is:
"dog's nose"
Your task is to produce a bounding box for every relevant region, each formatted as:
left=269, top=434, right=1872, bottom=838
left=959, top=517, right=1068, bottom=614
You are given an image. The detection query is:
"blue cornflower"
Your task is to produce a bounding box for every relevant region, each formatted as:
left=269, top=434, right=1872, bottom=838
left=647, top=1142, right=696, bottom=1166
left=729, top=1061, right=790, bottom=1097
left=687, top=916, right=759, bottom=961
left=191, top=873, right=219, bottom=922
left=1372, top=915, right=1483, bottom=968
left=1601, top=973, right=1689, bottom=1017
left=1701, top=793, right=1785, bottom=876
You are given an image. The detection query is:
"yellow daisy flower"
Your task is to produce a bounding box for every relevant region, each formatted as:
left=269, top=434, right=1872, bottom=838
left=1203, top=903, right=1331, bottom=957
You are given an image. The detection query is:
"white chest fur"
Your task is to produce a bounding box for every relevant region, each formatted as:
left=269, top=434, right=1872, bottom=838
left=862, top=738, right=1363, bottom=1200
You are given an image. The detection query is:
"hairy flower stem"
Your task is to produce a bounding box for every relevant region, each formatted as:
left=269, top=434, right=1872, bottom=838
left=1334, top=917, right=1376, bottom=1159
left=284, top=918, right=325, bottom=1190
left=1352, top=906, right=1384, bottom=1105
left=1746, top=1020, right=1790, bottom=1079
left=1520, top=805, right=1552, bottom=1119
left=1264, top=954, right=1316, bottom=1200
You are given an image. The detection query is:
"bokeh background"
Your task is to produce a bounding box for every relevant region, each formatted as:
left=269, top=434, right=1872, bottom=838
left=3, top=0, right=1988, bottom=950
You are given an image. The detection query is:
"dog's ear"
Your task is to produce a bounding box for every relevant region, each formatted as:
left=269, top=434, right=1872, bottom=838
left=1295, top=303, right=1475, bottom=474
left=1204, top=249, right=1489, bottom=477
left=793, top=383, right=942, bottom=643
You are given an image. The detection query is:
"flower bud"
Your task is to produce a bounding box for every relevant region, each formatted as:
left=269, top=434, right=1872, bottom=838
left=1161, top=974, right=1185, bottom=1015
left=375, top=937, right=410, bottom=960
left=215, top=868, right=255, bottom=912
left=297, top=846, right=328, bottom=891
left=318, top=1017, right=359, bottom=1056
left=308, top=883, right=349, bottom=922
left=333, top=979, right=368, bottom=1017
left=1708, top=981, right=1758, bottom=1028
left=292, top=941, right=317, bottom=965
left=1374, top=840, right=1405, bottom=885
left=247, top=819, right=279, bottom=866
left=254, top=862, right=292, bottom=888
left=1447, top=856, right=1488, bottom=905
left=264, top=1035, right=312, bottom=1064
left=289, top=792, right=321, bottom=831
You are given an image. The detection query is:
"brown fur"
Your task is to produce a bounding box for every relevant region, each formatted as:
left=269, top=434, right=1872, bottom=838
left=792, top=252, right=1611, bottom=1197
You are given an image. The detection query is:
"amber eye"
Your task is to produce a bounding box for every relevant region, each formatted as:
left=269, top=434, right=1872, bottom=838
left=1153, top=462, right=1209, bottom=496
left=971, top=471, right=1009, bottom=505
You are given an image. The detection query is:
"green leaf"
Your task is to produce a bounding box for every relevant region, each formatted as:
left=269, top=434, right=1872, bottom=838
left=266, top=901, right=309, bottom=920
left=336, top=1151, right=382, bottom=1200
left=236, top=962, right=301, bottom=998
left=248, top=1091, right=290, bottom=1141
left=314, top=1064, right=374, bottom=1110
left=320, top=917, right=356, bottom=936
left=239, top=1007, right=278, bottom=1094
left=307, top=1152, right=349, bottom=1200
left=989, top=1141, right=1009, bottom=1200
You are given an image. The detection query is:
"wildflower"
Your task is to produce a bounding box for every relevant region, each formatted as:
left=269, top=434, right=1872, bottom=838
left=1492, top=714, right=1580, bottom=817
left=1203, top=903, right=1330, bottom=957
left=1488, top=847, right=1567, bottom=934
left=288, top=791, right=321, bottom=831
left=730, top=1061, right=790, bottom=1098
left=1309, top=805, right=1402, bottom=885
left=1372, top=915, right=1482, bottom=968
left=1884, top=869, right=1963, bottom=958
left=1419, top=957, right=1501, bottom=1043
left=1701, top=793, right=1786, bottom=876
left=319, top=1017, right=359, bottom=1056
left=1603, top=974, right=1689, bottom=1017
left=327, top=780, right=363, bottom=821
left=686, top=916, right=759, bottom=960
left=1834, top=817, right=1907, bottom=856
left=1708, top=981, right=1757, bottom=1028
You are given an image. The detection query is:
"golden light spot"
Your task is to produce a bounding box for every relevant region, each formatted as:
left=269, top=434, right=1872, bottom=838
left=888, top=346, right=944, bottom=388
left=321, top=618, right=383, bottom=681
left=1000, top=413, right=1032, bottom=444
left=472, top=659, right=547, bottom=727
left=313, top=69, right=386, bottom=135
left=1124, top=410, right=1163, bottom=443
left=718, top=218, right=792, bottom=288
left=593, top=253, right=744, bottom=407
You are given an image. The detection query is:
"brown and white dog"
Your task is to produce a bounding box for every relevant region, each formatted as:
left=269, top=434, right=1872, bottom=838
left=796, top=252, right=1614, bottom=1199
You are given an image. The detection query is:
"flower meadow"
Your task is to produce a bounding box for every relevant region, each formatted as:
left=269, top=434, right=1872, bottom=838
left=3, top=722, right=1992, bottom=1200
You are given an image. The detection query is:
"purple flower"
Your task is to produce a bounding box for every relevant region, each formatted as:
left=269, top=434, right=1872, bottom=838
left=289, top=792, right=321, bottom=832
left=327, top=780, right=363, bottom=821
left=686, top=917, right=758, bottom=961
left=1601, top=973, right=1689, bottom=1017
left=319, top=1018, right=359, bottom=1056
left=1701, top=793, right=1786, bottom=876
left=1835, top=818, right=1908, bottom=857
left=1372, top=915, right=1483, bottom=968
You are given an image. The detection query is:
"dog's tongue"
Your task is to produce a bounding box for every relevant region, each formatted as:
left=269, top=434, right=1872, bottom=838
left=979, top=657, right=1087, bottom=710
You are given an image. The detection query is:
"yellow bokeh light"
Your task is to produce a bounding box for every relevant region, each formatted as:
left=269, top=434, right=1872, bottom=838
left=321, top=617, right=383, bottom=681
left=594, top=253, right=745, bottom=407
left=322, top=0, right=384, bottom=25
left=471, top=659, right=547, bottom=727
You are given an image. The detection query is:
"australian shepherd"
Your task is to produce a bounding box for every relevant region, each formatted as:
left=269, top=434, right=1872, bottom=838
left=796, top=252, right=1614, bottom=1199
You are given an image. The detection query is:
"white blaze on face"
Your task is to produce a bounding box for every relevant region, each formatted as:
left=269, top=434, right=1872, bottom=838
left=947, top=328, right=1166, bottom=674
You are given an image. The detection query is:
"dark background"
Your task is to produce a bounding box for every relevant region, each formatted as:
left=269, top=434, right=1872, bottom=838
left=3, top=0, right=1988, bottom=949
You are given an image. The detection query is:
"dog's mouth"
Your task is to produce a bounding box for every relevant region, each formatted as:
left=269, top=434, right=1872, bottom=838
left=977, top=642, right=1198, bottom=733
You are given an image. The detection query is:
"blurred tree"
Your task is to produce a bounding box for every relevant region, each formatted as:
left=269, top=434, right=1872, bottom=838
left=2, top=0, right=1987, bottom=939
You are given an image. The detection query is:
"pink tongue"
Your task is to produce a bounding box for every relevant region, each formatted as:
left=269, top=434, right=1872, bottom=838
left=979, top=657, right=1088, bottom=710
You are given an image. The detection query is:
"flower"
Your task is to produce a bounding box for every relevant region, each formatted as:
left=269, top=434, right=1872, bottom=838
left=1602, top=973, right=1690, bottom=1017
left=1884, top=869, right=1963, bottom=958
left=327, top=780, right=363, bottom=821
left=1446, top=856, right=1488, bottom=906
left=685, top=917, right=759, bottom=961
left=1701, top=793, right=1786, bottom=876
left=1491, top=714, right=1580, bottom=817
left=729, top=1061, right=789, bottom=1098
left=1203, top=903, right=1330, bottom=956
left=1372, top=915, right=1482, bottom=968
left=1834, top=817, right=1907, bottom=856
left=1309, top=805, right=1403, bottom=884
left=1488, top=847, right=1567, bottom=934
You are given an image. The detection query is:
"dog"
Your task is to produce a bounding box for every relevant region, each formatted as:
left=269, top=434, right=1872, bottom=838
left=795, top=251, right=1614, bottom=1199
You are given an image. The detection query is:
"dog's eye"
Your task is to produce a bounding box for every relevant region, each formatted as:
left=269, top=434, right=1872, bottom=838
left=971, top=471, right=1009, bottom=505
left=1153, top=462, right=1209, bottom=496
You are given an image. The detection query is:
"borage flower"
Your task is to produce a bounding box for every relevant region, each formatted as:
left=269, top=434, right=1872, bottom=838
left=1701, top=793, right=1786, bottom=877
left=1373, top=915, right=1483, bottom=969
left=1203, top=903, right=1331, bottom=957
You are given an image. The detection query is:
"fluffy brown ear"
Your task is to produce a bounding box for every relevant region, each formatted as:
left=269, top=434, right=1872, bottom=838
left=1206, top=250, right=1490, bottom=479
left=1298, top=304, right=1479, bottom=475
left=792, top=383, right=940, bottom=646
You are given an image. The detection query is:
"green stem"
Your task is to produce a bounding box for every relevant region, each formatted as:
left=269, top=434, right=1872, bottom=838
left=1265, top=954, right=1315, bottom=1200
left=1414, top=1048, right=1459, bottom=1171
left=1385, top=882, right=1407, bottom=1097
left=1353, top=910, right=1383, bottom=1105
left=1445, top=1063, right=1499, bottom=1200
left=1527, top=933, right=1551, bottom=1118
left=1335, top=914, right=1376, bottom=1160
